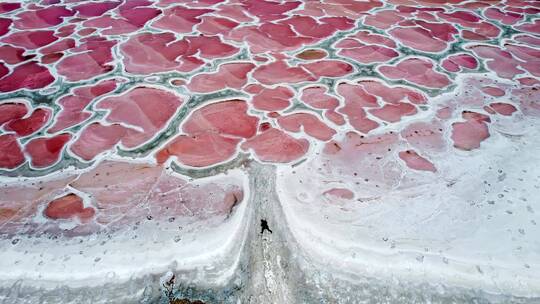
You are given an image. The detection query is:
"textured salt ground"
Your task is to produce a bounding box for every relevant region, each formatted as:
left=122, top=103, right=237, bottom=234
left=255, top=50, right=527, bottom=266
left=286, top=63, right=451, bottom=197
left=1, top=163, right=537, bottom=304
left=0, top=0, right=539, bottom=303
left=277, top=76, right=540, bottom=298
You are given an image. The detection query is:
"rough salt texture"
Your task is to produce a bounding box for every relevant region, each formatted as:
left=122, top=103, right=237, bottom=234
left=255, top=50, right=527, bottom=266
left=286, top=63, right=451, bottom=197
left=0, top=0, right=539, bottom=302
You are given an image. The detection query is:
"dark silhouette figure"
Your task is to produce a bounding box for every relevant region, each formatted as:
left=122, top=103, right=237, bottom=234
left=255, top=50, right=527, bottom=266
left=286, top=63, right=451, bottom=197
left=260, top=219, right=272, bottom=234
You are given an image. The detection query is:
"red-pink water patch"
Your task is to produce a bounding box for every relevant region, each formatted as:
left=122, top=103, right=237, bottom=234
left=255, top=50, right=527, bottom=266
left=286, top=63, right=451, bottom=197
left=398, top=150, right=436, bottom=172
left=227, top=22, right=312, bottom=54
left=152, top=6, right=212, bottom=33
left=56, top=24, right=75, bottom=37
left=73, top=1, right=121, bottom=17
left=44, top=194, right=95, bottom=222
left=182, top=100, right=259, bottom=139
left=49, top=80, right=118, bottom=133
left=441, top=54, right=478, bottom=72
left=277, top=113, right=336, bottom=141
left=41, top=53, right=63, bottom=64
left=250, top=85, right=294, bottom=111
left=369, top=102, right=417, bottom=123
left=4, top=107, right=51, bottom=137
left=0, top=18, right=11, bottom=37
left=301, top=60, right=354, bottom=78
left=353, top=31, right=397, bottom=48
left=0, top=62, right=55, bottom=92
left=300, top=0, right=382, bottom=19
left=13, top=6, right=73, bottom=30
left=338, top=43, right=398, bottom=64
left=156, top=99, right=258, bottom=167
left=242, top=0, right=301, bottom=22
left=281, top=15, right=354, bottom=38
left=485, top=8, right=523, bottom=25
left=462, top=110, right=491, bottom=123
left=300, top=86, right=345, bottom=125
left=516, top=19, right=540, bottom=35
left=364, top=10, right=404, bottom=29
left=389, top=26, right=450, bottom=53
left=241, top=128, right=309, bottom=163
left=69, top=122, right=127, bottom=161
left=360, top=79, right=427, bottom=104
left=336, top=83, right=378, bottom=107
left=82, top=0, right=161, bottom=35
left=518, top=77, right=540, bottom=86
left=379, top=58, right=451, bottom=88
left=0, top=177, right=76, bottom=233
left=197, top=16, right=239, bottom=35
left=0, top=102, right=28, bottom=126
left=505, top=44, right=540, bottom=77
left=121, top=32, right=197, bottom=74
left=490, top=102, right=518, bottom=116
left=96, top=87, right=183, bottom=148
left=156, top=132, right=240, bottom=167
left=451, top=119, right=490, bottom=151
left=77, top=28, right=96, bottom=37
left=0, top=45, right=35, bottom=64
left=1, top=30, right=57, bottom=49
left=25, top=133, right=72, bottom=168
left=513, top=34, right=540, bottom=47
left=121, top=33, right=237, bottom=74
left=323, top=188, right=354, bottom=201
left=0, top=62, right=8, bottom=79
left=438, top=10, right=500, bottom=41
left=252, top=60, right=315, bottom=85
left=187, top=62, right=255, bottom=93
left=0, top=3, right=20, bottom=14
left=40, top=38, right=75, bottom=55
left=469, top=45, right=523, bottom=79
left=0, top=134, right=25, bottom=169
left=339, top=105, right=379, bottom=134
left=336, top=83, right=380, bottom=133
left=188, top=35, right=239, bottom=59
left=214, top=3, right=253, bottom=23
left=482, top=86, right=505, bottom=97
left=56, top=36, right=116, bottom=81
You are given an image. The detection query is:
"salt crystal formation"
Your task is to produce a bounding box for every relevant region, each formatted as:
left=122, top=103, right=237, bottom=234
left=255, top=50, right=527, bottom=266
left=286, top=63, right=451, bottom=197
left=0, top=0, right=539, bottom=303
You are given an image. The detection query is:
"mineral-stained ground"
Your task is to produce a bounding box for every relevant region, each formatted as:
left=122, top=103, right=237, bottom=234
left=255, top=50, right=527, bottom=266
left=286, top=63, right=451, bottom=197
left=0, top=0, right=539, bottom=303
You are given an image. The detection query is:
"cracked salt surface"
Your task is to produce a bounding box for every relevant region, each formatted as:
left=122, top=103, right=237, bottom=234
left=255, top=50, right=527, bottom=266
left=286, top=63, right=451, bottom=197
left=1, top=0, right=540, bottom=303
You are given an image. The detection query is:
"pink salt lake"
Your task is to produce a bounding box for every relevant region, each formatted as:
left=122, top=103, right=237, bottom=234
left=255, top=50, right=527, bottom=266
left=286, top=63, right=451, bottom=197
left=0, top=1, right=539, bottom=303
